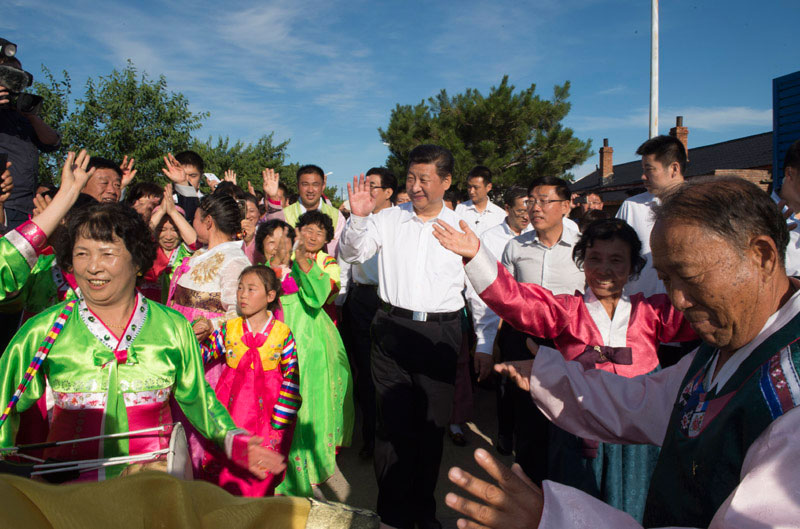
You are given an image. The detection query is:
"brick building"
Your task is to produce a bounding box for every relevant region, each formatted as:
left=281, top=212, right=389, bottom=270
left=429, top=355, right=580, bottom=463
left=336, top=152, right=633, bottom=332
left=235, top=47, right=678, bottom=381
left=571, top=117, right=773, bottom=209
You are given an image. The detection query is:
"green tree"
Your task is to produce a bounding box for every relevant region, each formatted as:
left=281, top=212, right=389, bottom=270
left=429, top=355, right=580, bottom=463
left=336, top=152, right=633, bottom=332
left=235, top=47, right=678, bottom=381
left=30, top=66, right=72, bottom=183
left=63, top=60, right=207, bottom=183
left=190, top=134, right=298, bottom=195
left=379, top=76, right=592, bottom=192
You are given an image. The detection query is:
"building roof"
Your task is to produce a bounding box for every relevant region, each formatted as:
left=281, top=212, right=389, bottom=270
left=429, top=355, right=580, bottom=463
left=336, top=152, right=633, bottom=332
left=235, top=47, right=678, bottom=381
left=571, top=131, right=773, bottom=193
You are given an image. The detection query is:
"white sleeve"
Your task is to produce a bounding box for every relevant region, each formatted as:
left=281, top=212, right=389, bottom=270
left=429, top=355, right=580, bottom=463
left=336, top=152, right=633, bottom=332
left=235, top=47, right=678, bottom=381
left=336, top=257, right=351, bottom=306
left=530, top=346, right=695, bottom=445
left=214, top=256, right=249, bottom=328
left=338, top=214, right=381, bottom=265
left=538, top=405, right=800, bottom=529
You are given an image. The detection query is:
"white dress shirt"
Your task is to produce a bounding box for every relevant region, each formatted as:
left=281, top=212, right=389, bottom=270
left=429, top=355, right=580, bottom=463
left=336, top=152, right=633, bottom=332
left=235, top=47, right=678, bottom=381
left=770, top=190, right=800, bottom=277
left=501, top=225, right=585, bottom=295
left=615, top=191, right=665, bottom=297
left=339, top=201, right=466, bottom=313
left=456, top=199, right=507, bottom=236
left=336, top=215, right=381, bottom=305
left=467, top=219, right=533, bottom=354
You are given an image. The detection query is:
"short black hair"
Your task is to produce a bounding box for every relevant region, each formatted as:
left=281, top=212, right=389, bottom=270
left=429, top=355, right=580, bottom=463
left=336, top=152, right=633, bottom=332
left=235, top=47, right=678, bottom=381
left=503, top=186, right=528, bottom=207
left=783, top=139, right=800, bottom=175
left=255, top=219, right=291, bottom=255
left=443, top=189, right=460, bottom=207
left=239, top=265, right=282, bottom=312
left=198, top=193, right=243, bottom=238
left=467, top=166, right=492, bottom=184
left=214, top=181, right=246, bottom=200
left=578, top=208, right=610, bottom=232
left=653, top=175, right=789, bottom=267
left=297, top=164, right=325, bottom=182
left=408, top=145, right=454, bottom=180
left=55, top=202, right=157, bottom=276
left=296, top=210, right=334, bottom=243
left=124, top=182, right=163, bottom=205
left=88, top=157, right=122, bottom=178
left=528, top=176, right=570, bottom=201
left=175, top=150, right=204, bottom=174
left=366, top=167, right=397, bottom=203
left=573, top=218, right=646, bottom=279
left=636, top=135, right=687, bottom=175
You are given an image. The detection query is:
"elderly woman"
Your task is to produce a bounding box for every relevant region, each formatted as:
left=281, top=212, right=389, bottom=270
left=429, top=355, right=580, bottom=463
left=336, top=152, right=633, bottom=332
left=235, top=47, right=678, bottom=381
left=433, top=217, right=697, bottom=522
left=0, top=196, right=283, bottom=482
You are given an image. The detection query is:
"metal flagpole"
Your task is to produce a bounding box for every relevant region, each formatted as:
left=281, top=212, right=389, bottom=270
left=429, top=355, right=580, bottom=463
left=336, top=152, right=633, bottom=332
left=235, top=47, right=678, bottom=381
left=650, top=0, right=659, bottom=138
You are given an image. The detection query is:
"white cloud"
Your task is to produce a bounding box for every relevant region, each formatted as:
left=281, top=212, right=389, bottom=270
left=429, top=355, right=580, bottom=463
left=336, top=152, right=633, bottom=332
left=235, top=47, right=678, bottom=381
left=572, top=106, right=771, bottom=132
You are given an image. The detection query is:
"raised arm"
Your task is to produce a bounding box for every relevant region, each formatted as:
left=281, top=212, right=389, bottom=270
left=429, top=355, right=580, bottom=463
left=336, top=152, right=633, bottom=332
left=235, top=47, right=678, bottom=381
left=338, top=174, right=381, bottom=264
left=161, top=184, right=197, bottom=246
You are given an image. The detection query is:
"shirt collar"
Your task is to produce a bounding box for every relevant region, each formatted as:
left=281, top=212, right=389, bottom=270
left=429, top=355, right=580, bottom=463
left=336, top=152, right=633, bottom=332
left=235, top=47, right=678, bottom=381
left=399, top=200, right=451, bottom=224
left=530, top=224, right=579, bottom=247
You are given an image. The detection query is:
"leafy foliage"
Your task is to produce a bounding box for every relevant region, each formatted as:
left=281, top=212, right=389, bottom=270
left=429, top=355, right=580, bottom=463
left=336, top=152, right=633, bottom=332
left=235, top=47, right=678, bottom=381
left=379, top=76, right=593, bottom=193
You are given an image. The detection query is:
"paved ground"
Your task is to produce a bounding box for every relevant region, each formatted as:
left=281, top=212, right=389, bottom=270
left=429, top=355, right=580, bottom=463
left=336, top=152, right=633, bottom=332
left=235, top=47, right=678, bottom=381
left=317, top=385, right=513, bottom=529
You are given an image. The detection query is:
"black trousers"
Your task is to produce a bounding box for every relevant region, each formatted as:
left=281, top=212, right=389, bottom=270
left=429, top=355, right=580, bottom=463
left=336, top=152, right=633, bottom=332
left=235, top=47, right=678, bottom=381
left=342, top=284, right=380, bottom=448
left=495, top=325, right=552, bottom=485
left=371, top=308, right=461, bottom=529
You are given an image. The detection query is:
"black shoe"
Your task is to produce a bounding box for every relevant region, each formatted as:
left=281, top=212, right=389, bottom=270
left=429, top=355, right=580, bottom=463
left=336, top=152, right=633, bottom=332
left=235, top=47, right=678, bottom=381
left=448, top=428, right=467, bottom=447
left=496, top=435, right=513, bottom=456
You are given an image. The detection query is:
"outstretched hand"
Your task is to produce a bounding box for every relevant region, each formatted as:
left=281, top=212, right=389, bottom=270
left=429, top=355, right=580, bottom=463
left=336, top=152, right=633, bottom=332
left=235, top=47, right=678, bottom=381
left=162, top=153, right=188, bottom=185
left=262, top=168, right=280, bottom=200
left=60, top=149, right=95, bottom=195
left=432, top=219, right=479, bottom=259
left=120, top=155, right=137, bottom=188
left=224, top=169, right=237, bottom=184
left=446, top=448, right=544, bottom=529
left=494, top=359, right=534, bottom=392
left=346, top=173, right=375, bottom=217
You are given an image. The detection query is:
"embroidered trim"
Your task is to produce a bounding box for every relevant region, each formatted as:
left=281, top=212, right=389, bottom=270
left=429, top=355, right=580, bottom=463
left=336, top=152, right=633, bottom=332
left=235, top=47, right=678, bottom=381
left=14, top=221, right=48, bottom=254
left=54, top=388, right=172, bottom=410
left=79, top=293, right=148, bottom=356
left=760, top=346, right=800, bottom=420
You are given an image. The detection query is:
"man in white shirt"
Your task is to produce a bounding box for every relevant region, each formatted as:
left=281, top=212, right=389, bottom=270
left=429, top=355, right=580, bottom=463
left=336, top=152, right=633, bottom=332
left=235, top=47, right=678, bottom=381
left=444, top=175, right=800, bottom=529
left=615, top=135, right=686, bottom=297
left=495, top=175, right=586, bottom=482
left=337, top=166, right=396, bottom=459
left=769, top=139, right=800, bottom=276
left=455, top=166, right=506, bottom=236
left=340, top=145, right=466, bottom=529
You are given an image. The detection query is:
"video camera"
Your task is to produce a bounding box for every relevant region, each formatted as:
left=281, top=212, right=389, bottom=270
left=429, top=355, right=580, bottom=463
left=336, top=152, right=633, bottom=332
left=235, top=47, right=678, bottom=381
left=0, top=38, right=43, bottom=115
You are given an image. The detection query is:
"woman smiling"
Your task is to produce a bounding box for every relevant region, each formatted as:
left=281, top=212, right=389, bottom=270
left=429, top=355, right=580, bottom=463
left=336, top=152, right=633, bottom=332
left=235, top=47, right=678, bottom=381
left=433, top=217, right=697, bottom=522
left=0, top=200, right=283, bottom=482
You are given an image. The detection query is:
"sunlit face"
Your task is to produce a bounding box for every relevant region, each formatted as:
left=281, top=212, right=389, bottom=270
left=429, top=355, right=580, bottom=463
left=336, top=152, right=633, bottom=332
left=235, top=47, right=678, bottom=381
left=276, top=188, right=287, bottom=208
left=396, top=190, right=411, bottom=204
left=84, top=168, right=122, bottom=203
left=406, top=162, right=450, bottom=214
left=528, top=185, right=570, bottom=233
left=368, top=173, right=393, bottom=212
left=183, top=165, right=202, bottom=190
left=72, top=234, right=138, bottom=308
left=158, top=218, right=180, bottom=251
left=237, top=272, right=276, bottom=318
left=193, top=209, right=210, bottom=245
left=652, top=220, right=762, bottom=351
left=299, top=223, right=327, bottom=254
left=581, top=193, right=603, bottom=213
left=583, top=238, right=632, bottom=299
left=641, top=154, right=680, bottom=196
left=505, top=196, right=530, bottom=234
left=466, top=176, right=491, bottom=205
left=298, top=172, right=324, bottom=209
left=245, top=200, right=259, bottom=224
left=260, top=227, right=285, bottom=262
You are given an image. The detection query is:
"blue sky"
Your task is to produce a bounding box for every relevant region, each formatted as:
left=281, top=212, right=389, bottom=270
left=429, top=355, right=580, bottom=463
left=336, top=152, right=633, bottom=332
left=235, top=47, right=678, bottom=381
left=3, top=0, right=798, bottom=193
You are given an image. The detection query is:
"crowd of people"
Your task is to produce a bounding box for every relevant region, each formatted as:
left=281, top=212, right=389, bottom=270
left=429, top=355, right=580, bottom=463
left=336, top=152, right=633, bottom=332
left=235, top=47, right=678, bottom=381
left=2, top=46, right=800, bottom=529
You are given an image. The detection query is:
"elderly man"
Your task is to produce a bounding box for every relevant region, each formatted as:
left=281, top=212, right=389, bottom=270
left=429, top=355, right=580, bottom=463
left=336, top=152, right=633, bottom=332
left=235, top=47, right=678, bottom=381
left=436, top=175, right=800, bottom=528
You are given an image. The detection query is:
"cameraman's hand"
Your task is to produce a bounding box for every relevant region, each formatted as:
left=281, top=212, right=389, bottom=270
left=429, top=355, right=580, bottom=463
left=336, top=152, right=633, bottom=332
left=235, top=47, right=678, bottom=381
left=0, top=87, right=9, bottom=106
left=0, top=163, right=13, bottom=205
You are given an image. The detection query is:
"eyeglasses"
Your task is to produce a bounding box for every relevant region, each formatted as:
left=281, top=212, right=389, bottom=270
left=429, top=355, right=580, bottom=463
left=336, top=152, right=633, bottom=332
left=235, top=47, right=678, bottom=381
left=510, top=207, right=529, bottom=216
left=369, top=184, right=389, bottom=190
left=527, top=197, right=567, bottom=207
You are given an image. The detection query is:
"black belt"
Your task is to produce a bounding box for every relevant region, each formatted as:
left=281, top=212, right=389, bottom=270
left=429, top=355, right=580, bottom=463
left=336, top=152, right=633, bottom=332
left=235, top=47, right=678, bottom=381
left=380, top=301, right=461, bottom=322
left=352, top=282, right=378, bottom=289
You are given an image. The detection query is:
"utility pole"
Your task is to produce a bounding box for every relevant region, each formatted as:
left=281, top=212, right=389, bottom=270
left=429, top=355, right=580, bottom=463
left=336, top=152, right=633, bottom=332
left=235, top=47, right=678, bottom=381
left=650, top=0, right=659, bottom=138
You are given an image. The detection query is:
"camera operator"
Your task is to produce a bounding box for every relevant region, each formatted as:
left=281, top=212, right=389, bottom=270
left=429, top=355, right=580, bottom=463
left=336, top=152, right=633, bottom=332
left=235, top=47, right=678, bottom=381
left=0, top=46, right=60, bottom=229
